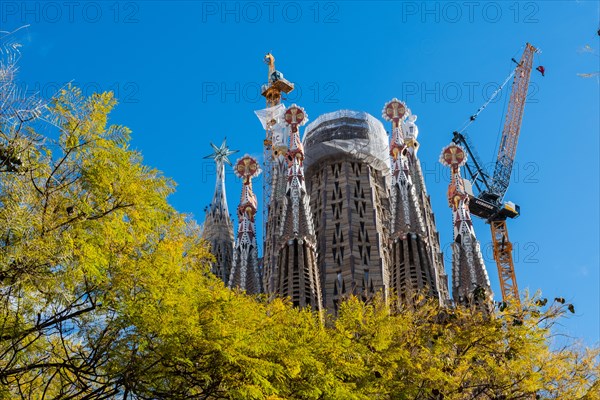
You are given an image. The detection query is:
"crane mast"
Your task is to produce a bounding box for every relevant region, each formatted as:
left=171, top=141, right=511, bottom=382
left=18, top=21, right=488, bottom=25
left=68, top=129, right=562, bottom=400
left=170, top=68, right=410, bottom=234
left=452, top=43, right=539, bottom=305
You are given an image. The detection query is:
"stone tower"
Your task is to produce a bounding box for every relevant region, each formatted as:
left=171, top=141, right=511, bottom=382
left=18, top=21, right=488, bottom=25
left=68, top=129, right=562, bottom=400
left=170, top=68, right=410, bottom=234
left=228, top=155, right=262, bottom=294
left=259, top=53, right=294, bottom=297
left=304, top=110, right=392, bottom=313
left=440, top=144, right=493, bottom=310
left=255, top=104, right=290, bottom=295
left=382, top=99, right=443, bottom=304
left=401, top=112, right=450, bottom=304
left=273, top=105, right=323, bottom=309
left=201, top=139, right=237, bottom=283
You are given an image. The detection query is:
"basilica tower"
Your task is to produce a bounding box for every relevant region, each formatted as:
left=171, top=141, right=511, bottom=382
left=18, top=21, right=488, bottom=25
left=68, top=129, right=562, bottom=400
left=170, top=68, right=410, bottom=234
left=273, top=105, right=323, bottom=309
left=304, top=110, right=392, bottom=313
left=201, top=139, right=237, bottom=283
left=440, top=143, right=493, bottom=310
left=228, top=155, right=262, bottom=294
left=382, top=99, right=445, bottom=304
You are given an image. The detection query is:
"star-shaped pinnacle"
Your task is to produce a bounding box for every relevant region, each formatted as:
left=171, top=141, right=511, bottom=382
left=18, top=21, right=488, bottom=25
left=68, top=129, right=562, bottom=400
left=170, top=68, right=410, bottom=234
left=204, top=138, right=239, bottom=166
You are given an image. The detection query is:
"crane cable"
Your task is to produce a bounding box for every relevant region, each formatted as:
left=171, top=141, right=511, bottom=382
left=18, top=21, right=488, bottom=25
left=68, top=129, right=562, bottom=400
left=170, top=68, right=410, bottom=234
left=457, top=68, right=516, bottom=134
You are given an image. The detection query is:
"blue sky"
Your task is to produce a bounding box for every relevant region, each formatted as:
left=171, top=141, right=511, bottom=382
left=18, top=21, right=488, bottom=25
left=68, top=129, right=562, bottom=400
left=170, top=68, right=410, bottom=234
left=4, top=1, right=599, bottom=345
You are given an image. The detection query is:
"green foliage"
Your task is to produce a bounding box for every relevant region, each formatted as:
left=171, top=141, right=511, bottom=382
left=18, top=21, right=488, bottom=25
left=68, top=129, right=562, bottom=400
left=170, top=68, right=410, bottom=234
left=1, top=86, right=598, bottom=399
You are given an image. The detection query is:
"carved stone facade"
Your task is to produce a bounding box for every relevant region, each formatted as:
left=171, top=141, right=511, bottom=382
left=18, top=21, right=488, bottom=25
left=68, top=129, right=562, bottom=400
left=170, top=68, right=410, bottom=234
left=403, top=116, right=450, bottom=304
left=440, top=144, right=493, bottom=311
left=228, top=156, right=262, bottom=294
left=205, top=106, right=462, bottom=313
left=273, top=106, right=323, bottom=309
left=383, top=100, right=450, bottom=305
left=304, top=111, right=392, bottom=313
left=201, top=140, right=236, bottom=284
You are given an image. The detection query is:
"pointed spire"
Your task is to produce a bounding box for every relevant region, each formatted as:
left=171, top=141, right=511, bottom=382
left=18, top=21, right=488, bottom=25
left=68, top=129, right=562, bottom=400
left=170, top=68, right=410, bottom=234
left=387, top=101, right=450, bottom=305
left=203, top=138, right=238, bottom=220
left=202, top=138, right=237, bottom=283
left=281, top=104, right=309, bottom=237
left=383, top=99, right=441, bottom=303
left=260, top=53, right=294, bottom=295
left=440, top=143, right=493, bottom=310
left=228, top=155, right=262, bottom=294
left=274, top=105, right=322, bottom=310
left=383, top=99, right=425, bottom=235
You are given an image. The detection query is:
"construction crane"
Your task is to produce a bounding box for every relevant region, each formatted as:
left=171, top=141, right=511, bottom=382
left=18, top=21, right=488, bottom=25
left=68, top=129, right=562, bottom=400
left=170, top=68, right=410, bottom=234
left=452, top=43, right=539, bottom=305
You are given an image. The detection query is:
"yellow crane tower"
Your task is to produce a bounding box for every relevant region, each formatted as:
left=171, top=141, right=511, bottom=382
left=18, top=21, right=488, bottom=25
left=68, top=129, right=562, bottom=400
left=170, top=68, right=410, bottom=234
left=452, top=43, right=540, bottom=305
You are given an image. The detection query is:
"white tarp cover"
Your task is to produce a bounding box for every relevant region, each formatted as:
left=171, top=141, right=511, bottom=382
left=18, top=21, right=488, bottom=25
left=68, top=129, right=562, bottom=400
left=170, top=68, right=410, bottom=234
left=271, top=121, right=291, bottom=147
left=302, top=110, right=391, bottom=174
left=254, top=103, right=286, bottom=129
left=254, top=104, right=290, bottom=147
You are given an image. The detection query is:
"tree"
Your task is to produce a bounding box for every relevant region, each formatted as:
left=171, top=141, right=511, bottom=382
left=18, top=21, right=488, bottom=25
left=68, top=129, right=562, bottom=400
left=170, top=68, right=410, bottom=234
left=333, top=295, right=599, bottom=400
left=0, top=53, right=215, bottom=395
left=0, top=44, right=598, bottom=398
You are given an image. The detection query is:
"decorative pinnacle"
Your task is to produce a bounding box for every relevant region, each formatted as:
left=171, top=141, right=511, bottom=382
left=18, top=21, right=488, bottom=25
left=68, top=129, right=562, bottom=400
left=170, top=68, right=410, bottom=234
left=234, top=155, right=261, bottom=182
left=284, top=104, right=308, bottom=129
left=382, top=98, right=410, bottom=124
left=440, top=143, right=467, bottom=169
left=204, top=138, right=239, bottom=166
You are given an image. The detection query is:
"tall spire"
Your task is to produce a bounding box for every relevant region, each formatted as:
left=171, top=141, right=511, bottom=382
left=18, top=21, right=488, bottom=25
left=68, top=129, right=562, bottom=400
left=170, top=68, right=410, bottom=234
left=274, top=105, right=323, bottom=309
left=255, top=104, right=289, bottom=294
left=440, top=144, right=493, bottom=310
left=202, top=139, right=237, bottom=283
left=259, top=53, right=295, bottom=295
left=228, top=155, right=262, bottom=294
left=383, top=99, right=442, bottom=303
left=398, top=105, right=450, bottom=305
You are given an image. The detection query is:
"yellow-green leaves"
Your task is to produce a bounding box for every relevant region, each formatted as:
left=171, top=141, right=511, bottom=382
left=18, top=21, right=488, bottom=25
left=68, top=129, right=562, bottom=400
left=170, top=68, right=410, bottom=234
left=1, top=85, right=597, bottom=399
left=1, top=85, right=213, bottom=398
